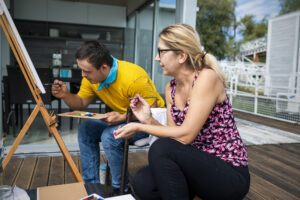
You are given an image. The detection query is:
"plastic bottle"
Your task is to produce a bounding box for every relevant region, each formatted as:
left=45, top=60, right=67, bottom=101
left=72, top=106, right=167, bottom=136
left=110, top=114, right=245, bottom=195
left=99, top=164, right=107, bottom=184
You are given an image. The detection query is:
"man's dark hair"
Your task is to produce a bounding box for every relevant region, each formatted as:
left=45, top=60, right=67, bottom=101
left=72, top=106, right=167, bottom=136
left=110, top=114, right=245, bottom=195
left=75, top=41, right=113, bottom=69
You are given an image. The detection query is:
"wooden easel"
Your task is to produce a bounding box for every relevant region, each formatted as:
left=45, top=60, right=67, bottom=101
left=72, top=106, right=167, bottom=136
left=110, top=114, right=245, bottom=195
left=0, top=1, right=83, bottom=182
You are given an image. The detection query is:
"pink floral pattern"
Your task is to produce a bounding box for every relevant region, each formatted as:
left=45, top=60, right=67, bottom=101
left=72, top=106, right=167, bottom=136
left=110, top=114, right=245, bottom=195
left=170, top=72, right=248, bottom=167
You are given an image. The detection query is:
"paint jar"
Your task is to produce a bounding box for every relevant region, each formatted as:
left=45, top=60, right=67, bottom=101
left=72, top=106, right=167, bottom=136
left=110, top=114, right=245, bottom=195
left=99, top=163, right=107, bottom=184
left=52, top=67, right=59, bottom=78
left=0, top=185, right=14, bottom=200
left=52, top=52, right=62, bottom=67
left=60, top=69, right=70, bottom=78
left=106, top=32, right=111, bottom=41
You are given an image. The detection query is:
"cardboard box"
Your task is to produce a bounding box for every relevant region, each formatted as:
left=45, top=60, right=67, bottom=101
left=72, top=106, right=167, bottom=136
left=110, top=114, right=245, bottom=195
left=37, top=182, right=88, bottom=200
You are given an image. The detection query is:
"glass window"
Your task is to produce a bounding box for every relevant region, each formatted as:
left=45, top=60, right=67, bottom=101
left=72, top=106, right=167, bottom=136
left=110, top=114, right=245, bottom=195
left=135, top=3, right=154, bottom=76
left=123, top=14, right=135, bottom=63
left=152, top=0, right=176, bottom=94
left=124, top=0, right=177, bottom=95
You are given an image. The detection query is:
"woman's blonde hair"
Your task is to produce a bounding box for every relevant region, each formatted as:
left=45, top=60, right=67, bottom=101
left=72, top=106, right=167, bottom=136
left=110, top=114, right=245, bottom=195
left=159, top=24, right=226, bottom=85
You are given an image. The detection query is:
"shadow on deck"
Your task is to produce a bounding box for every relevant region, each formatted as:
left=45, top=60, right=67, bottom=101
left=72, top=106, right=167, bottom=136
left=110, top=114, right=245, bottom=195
left=2, top=143, right=300, bottom=199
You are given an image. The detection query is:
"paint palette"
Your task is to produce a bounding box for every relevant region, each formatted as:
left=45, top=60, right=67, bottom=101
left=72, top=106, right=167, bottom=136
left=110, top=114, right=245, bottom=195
left=58, top=111, right=107, bottom=119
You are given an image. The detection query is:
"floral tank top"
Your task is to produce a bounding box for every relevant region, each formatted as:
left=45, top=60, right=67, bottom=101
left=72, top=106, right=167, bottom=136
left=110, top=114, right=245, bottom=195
left=170, top=71, right=248, bottom=167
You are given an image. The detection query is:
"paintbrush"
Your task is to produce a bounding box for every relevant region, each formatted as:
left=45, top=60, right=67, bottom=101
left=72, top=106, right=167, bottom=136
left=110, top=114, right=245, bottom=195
left=44, top=83, right=59, bottom=86
left=128, top=97, right=157, bottom=100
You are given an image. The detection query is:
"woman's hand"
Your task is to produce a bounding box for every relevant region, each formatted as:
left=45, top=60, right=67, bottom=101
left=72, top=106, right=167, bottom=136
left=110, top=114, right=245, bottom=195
left=130, top=95, right=152, bottom=124
left=113, top=123, right=140, bottom=139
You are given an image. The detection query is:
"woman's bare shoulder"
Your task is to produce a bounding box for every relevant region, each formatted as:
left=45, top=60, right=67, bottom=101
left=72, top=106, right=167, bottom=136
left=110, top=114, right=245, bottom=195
left=197, top=68, right=219, bottom=85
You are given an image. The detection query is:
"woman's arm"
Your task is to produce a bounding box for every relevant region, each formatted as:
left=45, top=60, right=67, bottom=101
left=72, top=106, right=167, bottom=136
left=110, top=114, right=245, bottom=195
left=172, top=69, right=221, bottom=143
left=130, top=82, right=176, bottom=127
left=115, top=70, right=222, bottom=144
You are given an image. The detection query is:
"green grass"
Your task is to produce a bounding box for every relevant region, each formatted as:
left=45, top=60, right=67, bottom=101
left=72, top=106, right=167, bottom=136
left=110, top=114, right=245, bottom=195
left=232, top=96, right=276, bottom=117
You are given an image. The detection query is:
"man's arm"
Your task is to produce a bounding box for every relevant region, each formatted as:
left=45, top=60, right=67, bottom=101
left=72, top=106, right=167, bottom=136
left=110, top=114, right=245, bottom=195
left=51, top=80, right=93, bottom=110
left=62, top=92, right=92, bottom=110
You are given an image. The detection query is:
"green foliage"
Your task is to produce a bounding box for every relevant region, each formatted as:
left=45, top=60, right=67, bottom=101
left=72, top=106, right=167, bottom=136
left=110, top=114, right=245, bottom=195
left=196, top=0, right=236, bottom=60
left=279, top=0, right=300, bottom=15
left=226, top=37, right=237, bottom=59
left=237, top=85, right=264, bottom=95
left=240, top=15, right=255, bottom=39
left=238, top=15, right=268, bottom=43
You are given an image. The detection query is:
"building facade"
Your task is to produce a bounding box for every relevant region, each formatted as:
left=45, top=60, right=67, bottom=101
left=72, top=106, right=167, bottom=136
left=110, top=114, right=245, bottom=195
left=0, top=0, right=197, bottom=136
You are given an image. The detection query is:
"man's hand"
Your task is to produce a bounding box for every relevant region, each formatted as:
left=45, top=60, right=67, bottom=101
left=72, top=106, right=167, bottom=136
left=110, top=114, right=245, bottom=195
left=103, top=112, right=126, bottom=125
left=51, top=80, right=69, bottom=99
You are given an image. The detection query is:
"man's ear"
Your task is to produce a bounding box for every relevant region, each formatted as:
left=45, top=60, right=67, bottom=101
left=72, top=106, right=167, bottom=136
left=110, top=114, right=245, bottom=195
left=100, top=64, right=110, bottom=72
left=178, top=51, right=188, bottom=64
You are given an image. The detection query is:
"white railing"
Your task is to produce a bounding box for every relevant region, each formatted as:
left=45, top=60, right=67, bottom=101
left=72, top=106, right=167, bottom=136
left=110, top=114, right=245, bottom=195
left=240, top=36, right=267, bottom=56
left=220, top=56, right=300, bottom=123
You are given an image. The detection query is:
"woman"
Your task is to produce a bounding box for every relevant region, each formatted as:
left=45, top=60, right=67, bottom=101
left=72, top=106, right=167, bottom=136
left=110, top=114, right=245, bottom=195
left=114, top=24, right=250, bottom=200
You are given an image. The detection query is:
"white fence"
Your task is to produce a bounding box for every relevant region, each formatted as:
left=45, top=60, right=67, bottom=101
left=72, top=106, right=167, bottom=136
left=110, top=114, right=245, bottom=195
left=220, top=57, right=300, bottom=123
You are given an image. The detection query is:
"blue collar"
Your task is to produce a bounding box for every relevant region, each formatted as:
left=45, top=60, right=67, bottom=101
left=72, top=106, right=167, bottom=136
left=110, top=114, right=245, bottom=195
left=97, top=56, right=118, bottom=91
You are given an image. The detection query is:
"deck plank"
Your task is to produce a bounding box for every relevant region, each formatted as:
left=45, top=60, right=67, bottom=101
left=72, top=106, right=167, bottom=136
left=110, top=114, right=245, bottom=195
left=30, top=157, right=51, bottom=189
left=128, top=152, right=148, bottom=181
left=250, top=145, right=300, bottom=169
left=64, top=155, right=79, bottom=184
left=100, top=154, right=107, bottom=164
left=78, top=155, right=82, bottom=173
left=278, top=143, right=300, bottom=154
left=246, top=186, right=270, bottom=200
left=247, top=145, right=300, bottom=198
left=3, top=157, right=23, bottom=186
left=2, top=143, right=299, bottom=199
left=248, top=163, right=300, bottom=198
left=247, top=148, right=300, bottom=189
left=248, top=172, right=298, bottom=200
left=249, top=145, right=299, bottom=176
left=48, top=156, right=64, bottom=186
left=14, top=157, right=37, bottom=190
left=268, top=144, right=300, bottom=161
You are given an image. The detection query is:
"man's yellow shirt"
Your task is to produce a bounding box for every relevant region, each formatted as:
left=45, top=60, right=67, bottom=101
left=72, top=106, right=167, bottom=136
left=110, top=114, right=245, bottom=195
left=77, top=59, right=165, bottom=114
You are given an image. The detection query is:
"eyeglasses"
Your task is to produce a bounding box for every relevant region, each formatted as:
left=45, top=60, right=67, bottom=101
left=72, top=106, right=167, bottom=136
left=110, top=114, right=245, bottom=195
left=157, top=48, right=180, bottom=57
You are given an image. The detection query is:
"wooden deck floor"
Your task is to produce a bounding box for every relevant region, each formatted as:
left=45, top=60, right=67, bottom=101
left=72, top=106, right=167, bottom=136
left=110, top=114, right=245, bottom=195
left=2, top=143, right=300, bottom=199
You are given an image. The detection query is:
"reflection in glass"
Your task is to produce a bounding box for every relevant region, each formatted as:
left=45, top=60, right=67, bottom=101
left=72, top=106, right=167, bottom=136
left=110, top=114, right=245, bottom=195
left=135, top=4, right=154, bottom=77
left=124, top=14, right=136, bottom=63
left=153, top=0, right=176, bottom=94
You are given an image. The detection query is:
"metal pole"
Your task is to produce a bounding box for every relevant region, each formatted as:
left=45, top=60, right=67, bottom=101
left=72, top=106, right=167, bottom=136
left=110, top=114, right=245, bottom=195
left=151, top=0, right=158, bottom=81
left=254, top=73, right=258, bottom=114
left=133, top=11, right=138, bottom=64
left=120, top=107, right=132, bottom=194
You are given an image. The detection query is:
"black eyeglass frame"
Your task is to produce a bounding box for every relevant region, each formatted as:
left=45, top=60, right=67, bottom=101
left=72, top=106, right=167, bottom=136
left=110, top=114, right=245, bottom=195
left=157, top=48, right=180, bottom=57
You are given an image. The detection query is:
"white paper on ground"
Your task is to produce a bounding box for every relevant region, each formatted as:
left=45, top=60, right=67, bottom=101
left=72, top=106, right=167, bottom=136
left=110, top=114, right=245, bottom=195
left=105, top=194, right=135, bottom=200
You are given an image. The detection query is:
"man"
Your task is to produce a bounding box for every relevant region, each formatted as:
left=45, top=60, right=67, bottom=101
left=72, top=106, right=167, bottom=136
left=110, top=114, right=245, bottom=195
left=51, top=41, right=164, bottom=195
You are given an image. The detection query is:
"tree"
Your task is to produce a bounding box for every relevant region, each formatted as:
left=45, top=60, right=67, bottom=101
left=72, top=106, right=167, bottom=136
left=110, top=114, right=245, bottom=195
left=238, top=15, right=268, bottom=43
left=196, top=0, right=236, bottom=60
left=279, top=0, right=300, bottom=15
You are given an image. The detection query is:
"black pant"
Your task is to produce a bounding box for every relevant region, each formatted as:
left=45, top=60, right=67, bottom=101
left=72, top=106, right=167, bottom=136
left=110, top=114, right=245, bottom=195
left=132, top=138, right=250, bottom=200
